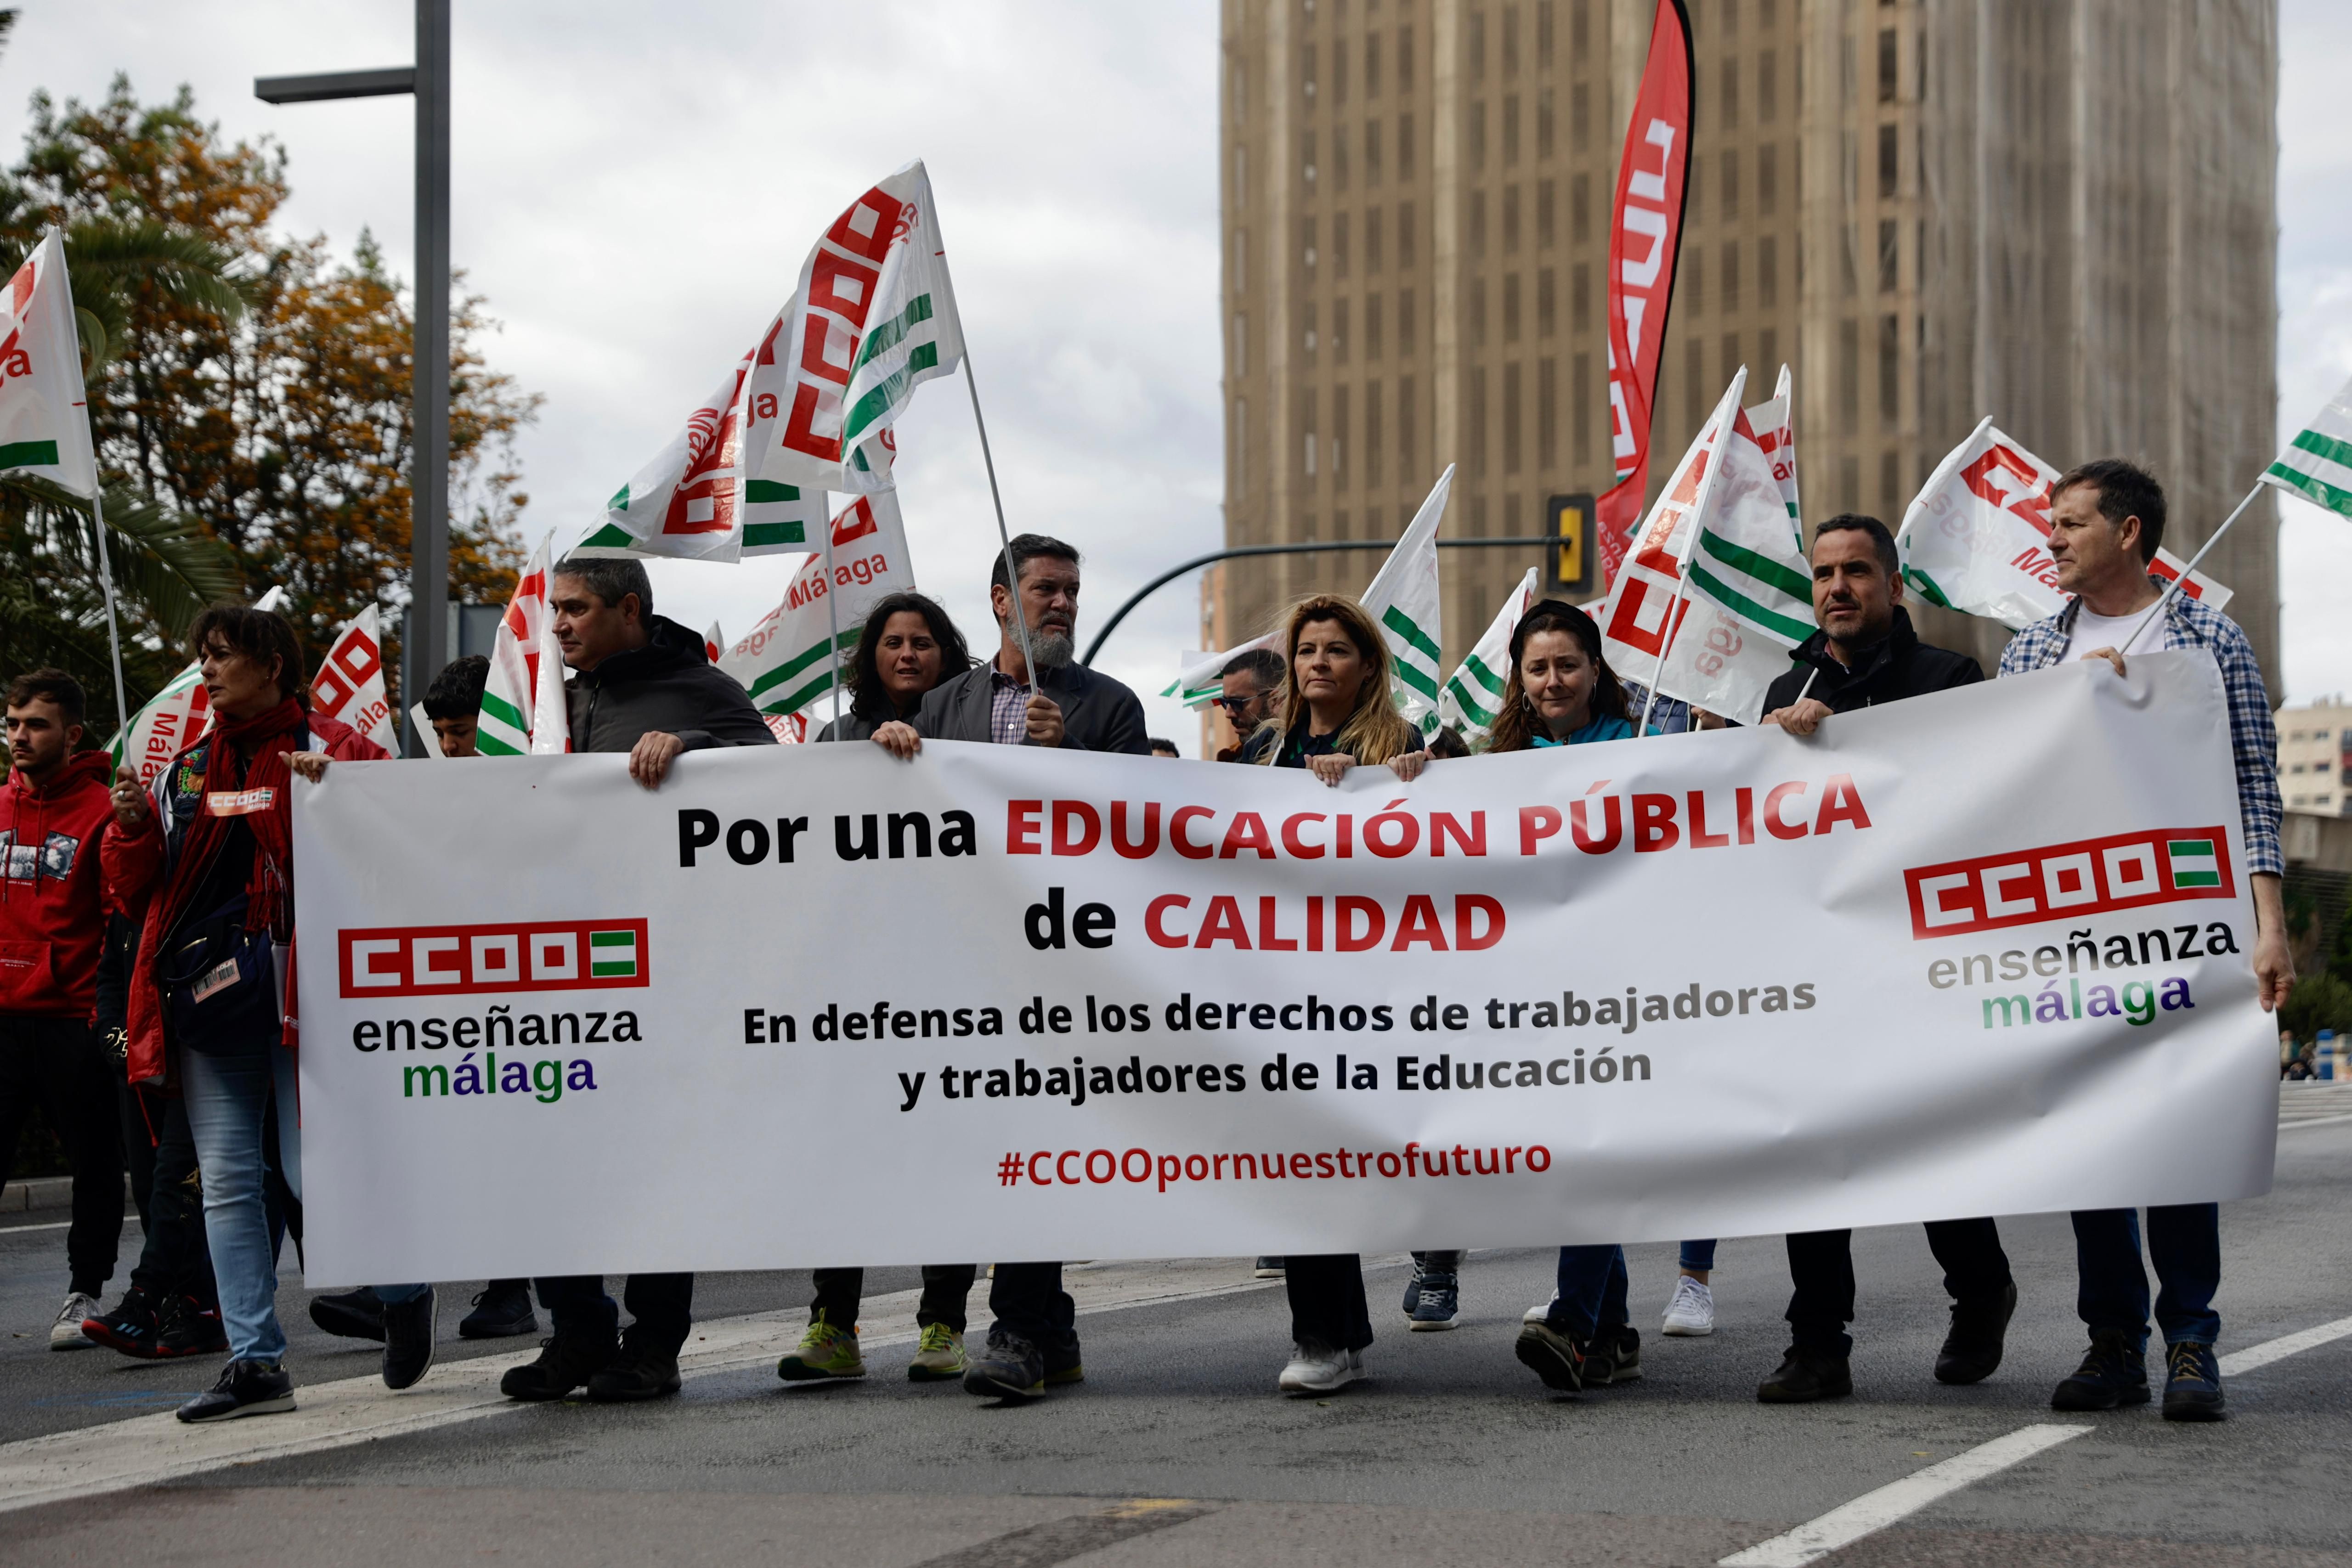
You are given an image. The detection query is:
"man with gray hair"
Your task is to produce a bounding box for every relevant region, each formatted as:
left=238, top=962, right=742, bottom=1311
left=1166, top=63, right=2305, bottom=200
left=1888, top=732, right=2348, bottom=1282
left=498, top=554, right=774, bottom=1406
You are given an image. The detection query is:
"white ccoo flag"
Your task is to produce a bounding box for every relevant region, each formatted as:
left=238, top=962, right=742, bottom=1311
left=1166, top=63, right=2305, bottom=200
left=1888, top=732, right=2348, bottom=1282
left=1896, top=419, right=2231, bottom=630
left=310, top=604, right=397, bottom=754
left=2262, top=372, right=2352, bottom=523
left=746, top=162, right=966, bottom=497
left=718, top=489, right=916, bottom=730
left=1361, top=466, right=1453, bottom=739
left=0, top=230, right=99, bottom=499
left=478, top=533, right=569, bottom=756
left=1439, top=567, right=1538, bottom=747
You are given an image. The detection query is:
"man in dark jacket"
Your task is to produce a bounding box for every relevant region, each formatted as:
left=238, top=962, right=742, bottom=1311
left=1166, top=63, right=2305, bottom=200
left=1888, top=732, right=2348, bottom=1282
left=498, top=557, right=775, bottom=1406
left=869, top=534, right=1146, bottom=1402
left=1752, top=514, right=2016, bottom=1406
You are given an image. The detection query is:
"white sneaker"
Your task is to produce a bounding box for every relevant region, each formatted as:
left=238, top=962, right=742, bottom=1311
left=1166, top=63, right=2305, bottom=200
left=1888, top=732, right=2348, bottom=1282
left=1523, top=1296, right=1558, bottom=1325
left=50, top=1292, right=101, bottom=1350
left=1278, top=1340, right=1363, bottom=1394
left=1661, top=1275, right=1715, bottom=1337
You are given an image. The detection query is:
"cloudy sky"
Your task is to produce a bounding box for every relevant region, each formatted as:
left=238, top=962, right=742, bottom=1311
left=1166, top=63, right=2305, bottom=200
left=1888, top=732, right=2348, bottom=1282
left=17, top=0, right=2352, bottom=745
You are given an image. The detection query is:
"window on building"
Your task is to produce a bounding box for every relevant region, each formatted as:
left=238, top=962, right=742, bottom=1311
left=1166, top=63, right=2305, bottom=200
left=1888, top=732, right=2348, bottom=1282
left=1572, top=82, right=1590, bottom=152
left=1722, top=241, right=1740, bottom=310
left=1878, top=123, right=1898, bottom=198
left=1839, top=319, right=1860, bottom=435
left=1758, top=50, right=1776, bottom=122
left=1400, top=287, right=1416, bottom=352
left=1400, top=203, right=1416, bottom=266
left=1539, top=268, right=1556, bottom=336
left=1504, top=271, right=1522, bottom=338
left=1366, top=118, right=1382, bottom=184
left=1538, top=0, right=1555, bottom=66
left=1722, top=332, right=1741, bottom=389
left=1471, top=101, right=1487, bottom=169
left=1878, top=219, right=1898, bottom=293
left=1758, top=143, right=1778, bottom=215
left=1538, top=89, right=1555, bottom=159
left=1721, top=149, right=1738, bottom=220
left=1878, top=28, right=1897, bottom=102
left=1504, top=362, right=1523, bottom=474
left=1538, top=179, right=1555, bottom=246
left=1504, top=94, right=1521, bottom=164
left=1504, top=184, right=1521, bottom=252
left=1572, top=261, right=1590, bottom=333
left=1723, top=55, right=1739, bottom=128
left=1367, top=206, right=1383, bottom=271
left=1366, top=30, right=1381, bottom=95
left=1879, top=313, right=1900, bottom=428
left=1232, top=313, right=1248, bottom=376
left=1400, top=113, right=1415, bottom=177
left=1539, top=356, right=1558, bottom=469
left=1758, top=235, right=1778, bottom=305
left=1685, top=338, right=1705, bottom=426
left=1574, top=350, right=1593, bottom=464
left=1367, top=292, right=1384, bottom=357
left=1400, top=23, right=1414, bottom=90
left=1571, top=173, right=1591, bottom=244
left=1334, top=297, right=1350, bottom=363
left=1366, top=382, right=1383, bottom=484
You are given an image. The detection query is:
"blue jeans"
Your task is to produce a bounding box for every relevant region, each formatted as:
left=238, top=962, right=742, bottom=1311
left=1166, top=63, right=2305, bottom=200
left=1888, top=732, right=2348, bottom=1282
left=2073, top=1204, right=2221, bottom=1349
left=1547, top=1245, right=1628, bottom=1338
left=1679, top=1239, right=1717, bottom=1272
left=181, top=1043, right=299, bottom=1364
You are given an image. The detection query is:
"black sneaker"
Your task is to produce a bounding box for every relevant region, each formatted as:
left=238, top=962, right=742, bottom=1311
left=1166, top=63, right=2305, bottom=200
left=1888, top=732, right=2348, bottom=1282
left=586, top=1342, right=682, bottom=1402
left=1400, top=1262, right=1424, bottom=1314
left=1042, top=1338, right=1084, bottom=1387
left=1513, top=1318, right=1588, bottom=1392
left=80, top=1286, right=164, bottom=1360
left=1758, top=1348, right=1853, bottom=1403
left=308, top=1287, right=385, bottom=1343
left=2051, top=1329, right=2150, bottom=1411
left=381, top=1286, right=437, bottom=1391
left=500, top=1334, right=616, bottom=1401
left=1587, top=1324, right=1642, bottom=1385
left=1935, top=1281, right=2018, bottom=1385
left=156, top=1295, right=229, bottom=1359
left=2161, top=1340, right=2226, bottom=1422
left=176, top=1359, right=296, bottom=1423
left=458, top=1280, right=539, bottom=1340
left=963, top=1328, right=1045, bottom=1399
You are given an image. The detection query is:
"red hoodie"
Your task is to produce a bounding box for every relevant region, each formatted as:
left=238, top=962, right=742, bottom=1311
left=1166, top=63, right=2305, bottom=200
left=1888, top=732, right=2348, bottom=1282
left=0, top=750, right=118, bottom=1019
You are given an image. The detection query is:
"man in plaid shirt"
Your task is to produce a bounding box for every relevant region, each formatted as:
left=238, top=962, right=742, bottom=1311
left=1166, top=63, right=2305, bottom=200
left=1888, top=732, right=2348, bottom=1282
left=1996, top=457, right=2293, bottom=1426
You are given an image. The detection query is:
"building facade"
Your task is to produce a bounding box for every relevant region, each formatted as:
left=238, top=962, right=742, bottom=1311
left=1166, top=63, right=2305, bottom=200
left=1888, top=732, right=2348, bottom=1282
left=1215, top=0, right=2280, bottom=688
left=2279, top=696, right=2352, bottom=816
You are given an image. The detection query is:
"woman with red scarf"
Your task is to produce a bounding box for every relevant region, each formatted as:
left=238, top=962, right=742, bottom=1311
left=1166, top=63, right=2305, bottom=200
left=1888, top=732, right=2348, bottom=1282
left=105, top=605, right=389, bottom=1421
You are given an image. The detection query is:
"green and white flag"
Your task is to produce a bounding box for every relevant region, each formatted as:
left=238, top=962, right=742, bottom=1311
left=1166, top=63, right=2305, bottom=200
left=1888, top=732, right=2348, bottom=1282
left=2262, top=371, right=2352, bottom=521
left=746, top=161, right=966, bottom=497
left=1439, top=568, right=1536, bottom=749
left=2167, top=835, right=2222, bottom=891
left=0, top=230, right=99, bottom=499
left=1165, top=633, right=1280, bottom=710
left=718, top=488, right=915, bottom=732
left=478, top=532, right=569, bottom=757
left=1361, top=465, right=1453, bottom=739
left=1746, top=363, right=1801, bottom=544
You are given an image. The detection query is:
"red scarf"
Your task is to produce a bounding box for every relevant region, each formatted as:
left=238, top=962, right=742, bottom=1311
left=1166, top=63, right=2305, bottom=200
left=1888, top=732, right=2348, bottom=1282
left=154, top=696, right=306, bottom=941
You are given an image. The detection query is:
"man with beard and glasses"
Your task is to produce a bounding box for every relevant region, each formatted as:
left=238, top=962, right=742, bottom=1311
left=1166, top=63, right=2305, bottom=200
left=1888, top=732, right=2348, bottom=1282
left=870, top=532, right=1148, bottom=1403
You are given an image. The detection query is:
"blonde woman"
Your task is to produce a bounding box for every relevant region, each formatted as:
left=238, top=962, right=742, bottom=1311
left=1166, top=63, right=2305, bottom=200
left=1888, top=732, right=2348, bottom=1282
left=1254, top=595, right=1429, bottom=1393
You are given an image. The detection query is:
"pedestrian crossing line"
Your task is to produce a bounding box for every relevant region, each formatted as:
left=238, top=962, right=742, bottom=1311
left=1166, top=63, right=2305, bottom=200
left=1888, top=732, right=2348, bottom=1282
left=1716, top=1307, right=2352, bottom=1567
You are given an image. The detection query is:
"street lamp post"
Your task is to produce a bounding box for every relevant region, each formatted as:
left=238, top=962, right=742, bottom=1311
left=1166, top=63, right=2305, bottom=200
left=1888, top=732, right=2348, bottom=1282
left=257, top=0, right=450, bottom=756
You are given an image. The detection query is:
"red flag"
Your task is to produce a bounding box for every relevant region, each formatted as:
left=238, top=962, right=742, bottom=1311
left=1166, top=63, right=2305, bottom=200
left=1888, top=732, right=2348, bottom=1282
left=1597, top=0, right=1695, bottom=588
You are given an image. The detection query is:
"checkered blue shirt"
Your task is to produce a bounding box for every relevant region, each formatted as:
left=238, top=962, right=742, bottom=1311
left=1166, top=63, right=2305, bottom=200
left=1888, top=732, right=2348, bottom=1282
left=1996, top=584, right=2283, bottom=877
left=988, top=666, right=1030, bottom=746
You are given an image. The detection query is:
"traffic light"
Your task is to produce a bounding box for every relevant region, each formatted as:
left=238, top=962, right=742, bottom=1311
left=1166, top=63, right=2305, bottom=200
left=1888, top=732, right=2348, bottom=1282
left=1546, top=492, right=1596, bottom=597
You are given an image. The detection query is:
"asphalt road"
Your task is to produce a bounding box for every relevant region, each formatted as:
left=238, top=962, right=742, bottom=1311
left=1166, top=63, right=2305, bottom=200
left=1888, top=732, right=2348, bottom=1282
left=2, top=1097, right=2348, bottom=1567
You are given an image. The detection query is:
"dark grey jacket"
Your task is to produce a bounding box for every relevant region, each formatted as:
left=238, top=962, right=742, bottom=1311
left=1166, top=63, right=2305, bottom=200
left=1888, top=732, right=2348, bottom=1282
left=813, top=709, right=885, bottom=743
left=565, top=615, right=778, bottom=755
left=913, top=658, right=1151, bottom=755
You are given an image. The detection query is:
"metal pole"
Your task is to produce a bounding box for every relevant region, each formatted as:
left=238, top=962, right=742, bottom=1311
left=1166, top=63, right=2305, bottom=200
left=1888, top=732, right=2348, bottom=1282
left=2117, top=478, right=2265, bottom=655
left=962, top=356, right=1037, bottom=694
left=409, top=0, right=452, bottom=756
left=89, top=493, right=130, bottom=739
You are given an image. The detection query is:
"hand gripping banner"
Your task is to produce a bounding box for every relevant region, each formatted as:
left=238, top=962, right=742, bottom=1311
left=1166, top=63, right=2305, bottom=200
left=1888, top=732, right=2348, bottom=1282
left=293, top=653, right=2276, bottom=1284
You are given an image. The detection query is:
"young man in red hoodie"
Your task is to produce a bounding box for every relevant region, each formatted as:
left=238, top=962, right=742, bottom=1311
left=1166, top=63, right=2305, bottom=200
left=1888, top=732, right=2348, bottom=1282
left=1, top=668, right=127, bottom=1348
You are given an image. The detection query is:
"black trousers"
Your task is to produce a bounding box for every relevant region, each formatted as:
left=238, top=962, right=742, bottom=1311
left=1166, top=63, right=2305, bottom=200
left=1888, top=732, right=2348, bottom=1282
left=1785, top=1218, right=2012, bottom=1358
left=1284, top=1253, right=1374, bottom=1353
left=987, top=1262, right=1077, bottom=1362
left=117, top=1080, right=214, bottom=1303
left=810, top=1265, right=977, bottom=1331
left=535, top=1272, right=693, bottom=1354
left=0, top=1015, right=124, bottom=1297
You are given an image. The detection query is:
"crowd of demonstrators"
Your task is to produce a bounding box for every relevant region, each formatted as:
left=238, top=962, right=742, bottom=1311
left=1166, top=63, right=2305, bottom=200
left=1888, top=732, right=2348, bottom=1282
left=1750, top=516, right=2019, bottom=1405
left=0, top=455, right=2289, bottom=1427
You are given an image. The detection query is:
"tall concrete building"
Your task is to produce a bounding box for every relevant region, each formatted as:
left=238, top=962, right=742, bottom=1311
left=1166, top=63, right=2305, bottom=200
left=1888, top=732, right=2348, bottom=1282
left=1214, top=0, right=2279, bottom=688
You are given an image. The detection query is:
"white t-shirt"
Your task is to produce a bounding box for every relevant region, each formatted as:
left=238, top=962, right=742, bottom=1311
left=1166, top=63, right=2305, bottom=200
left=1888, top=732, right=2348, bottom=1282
left=2068, top=604, right=2164, bottom=658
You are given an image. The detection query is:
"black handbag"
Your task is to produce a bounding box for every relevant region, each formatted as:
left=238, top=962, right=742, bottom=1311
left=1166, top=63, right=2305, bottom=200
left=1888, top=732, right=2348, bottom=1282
left=162, top=894, right=283, bottom=1054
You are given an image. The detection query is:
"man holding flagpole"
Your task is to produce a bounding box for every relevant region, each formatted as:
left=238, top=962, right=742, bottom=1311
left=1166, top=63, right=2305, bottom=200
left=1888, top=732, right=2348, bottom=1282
left=1996, top=458, right=2289, bottom=1424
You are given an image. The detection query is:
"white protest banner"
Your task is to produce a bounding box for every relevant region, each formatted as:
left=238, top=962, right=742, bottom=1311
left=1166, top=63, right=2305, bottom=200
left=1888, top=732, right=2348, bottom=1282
left=1440, top=568, right=1537, bottom=747
left=293, top=651, right=2275, bottom=1284
left=718, top=488, right=914, bottom=726
left=110, top=586, right=290, bottom=786
left=1897, top=420, right=2233, bottom=630
left=310, top=604, right=396, bottom=754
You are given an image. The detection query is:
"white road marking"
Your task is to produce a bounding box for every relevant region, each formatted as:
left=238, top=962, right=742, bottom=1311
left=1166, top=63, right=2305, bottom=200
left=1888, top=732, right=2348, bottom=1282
left=0, top=1256, right=1298, bottom=1517
left=0, top=1221, right=73, bottom=1235
left=2219, top=1313, right=2352, bottom=1375
left=1717, top=1425, right=2092, bottom=1567
left=2278, top=1111, right=2352, bottom=1131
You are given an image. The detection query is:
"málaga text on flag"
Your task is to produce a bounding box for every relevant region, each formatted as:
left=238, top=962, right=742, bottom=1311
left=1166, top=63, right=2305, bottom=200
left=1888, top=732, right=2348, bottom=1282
left=1360, top=467, right=1452, bottom=738
left=2261, top=370, right=2352, bottom=522
left=718, top=488, right=916, bottom=731
left=1440, top=568, right=1538, bottom=747
left=310, top=604, right=396, bottom=754
left=1596, top=0, right=1695, bottom=586
left=109, top=587, right=290, bottom=785
left=478, top=533, right=569, bottom=757
left=0, top=230, right=99, bottom=498
left=1896, top=419, right=2232, bottom=630
left=746, top=161, right=966, bottom=497
left=1653, top=376, right=1816, bottom=725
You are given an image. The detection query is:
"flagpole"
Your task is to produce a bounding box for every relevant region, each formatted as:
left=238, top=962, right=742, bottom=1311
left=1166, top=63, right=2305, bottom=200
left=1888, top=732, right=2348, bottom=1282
left=820, top=500, right=844, bottom=736
left=961, top=355, right=1038, bottom=695
left=89, top=492, right=131, bottom=739
left=2117, top=478, right=2265, bottom=654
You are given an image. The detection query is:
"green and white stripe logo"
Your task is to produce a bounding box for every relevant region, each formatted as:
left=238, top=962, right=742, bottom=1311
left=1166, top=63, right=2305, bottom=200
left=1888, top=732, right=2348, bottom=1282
left=2166, top=838, right=2221, bottom=891
left=588, top=928, right=639, bottom=979
left=1687, top=527, right=1815, bottom=646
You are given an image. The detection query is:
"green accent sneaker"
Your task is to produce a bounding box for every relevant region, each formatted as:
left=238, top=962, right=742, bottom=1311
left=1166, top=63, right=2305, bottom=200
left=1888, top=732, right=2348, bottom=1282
left=777, top=1314, right=865, bottom=1382
left=906, top=1322, right=968, bottom=1382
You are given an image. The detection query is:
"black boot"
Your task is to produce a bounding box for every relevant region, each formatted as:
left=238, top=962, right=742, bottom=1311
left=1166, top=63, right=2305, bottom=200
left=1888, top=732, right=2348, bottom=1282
left=587, top=1339, right=683, bottom=1402
left=309, top=1287, right=385, bottom=1343
left=1935, top=1281, right=2018, bottom=1385
left=459, top=1280, right=540, bottom=1340
left=500, top=1334, right=615, bottom=1401
left=2051, top=1329, right=2149, bottom=1411
left=381, top=1287, right=437, bottom=1391
left=1758, top=1347, right=1853, bottom=1403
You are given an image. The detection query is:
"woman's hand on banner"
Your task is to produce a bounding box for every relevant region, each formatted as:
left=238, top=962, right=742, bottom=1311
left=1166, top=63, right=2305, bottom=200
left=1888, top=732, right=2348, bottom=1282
left=1309, top=752, right=1356, bottom=787
left=871, top=721, right=922, bottom=760
left=286, top=751, right=331, bottom=783
left=1386, top=750, right=1431, bottom=783
left=629, top=731, right=686, bottom=790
